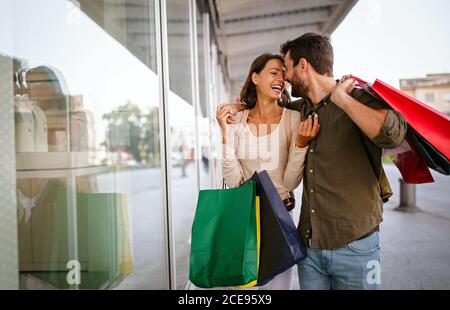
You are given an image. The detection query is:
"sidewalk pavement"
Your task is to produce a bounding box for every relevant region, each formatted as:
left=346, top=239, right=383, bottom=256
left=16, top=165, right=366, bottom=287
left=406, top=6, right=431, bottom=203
left=376, top=164, right=450, bottom=289
left=113, top=162, right=449, bottom=290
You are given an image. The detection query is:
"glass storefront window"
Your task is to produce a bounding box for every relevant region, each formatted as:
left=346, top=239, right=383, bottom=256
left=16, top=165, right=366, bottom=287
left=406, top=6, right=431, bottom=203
left=1, top=0, right=168, bottom=289
left=0, top=0, right=230, bottom=290
left=196, top=8, right=212, bottom=191
left=166, top=0, right=196, bottom=289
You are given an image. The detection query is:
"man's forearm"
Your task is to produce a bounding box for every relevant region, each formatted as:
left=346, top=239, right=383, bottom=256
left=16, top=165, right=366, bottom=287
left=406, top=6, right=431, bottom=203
left=335, top=93, right=388, bottom=139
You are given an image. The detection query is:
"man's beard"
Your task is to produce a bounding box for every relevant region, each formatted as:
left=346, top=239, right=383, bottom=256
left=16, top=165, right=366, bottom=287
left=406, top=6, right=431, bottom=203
left=290, top=75, right=308, bottom=98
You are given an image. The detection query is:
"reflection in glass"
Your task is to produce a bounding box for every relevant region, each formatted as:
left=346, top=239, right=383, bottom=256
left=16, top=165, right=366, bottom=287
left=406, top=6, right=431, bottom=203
left=166, top=0, right=196, bottom=289
left=2, top=0, right=167, bottom=289
left=196, top=7, right=213, bottom=190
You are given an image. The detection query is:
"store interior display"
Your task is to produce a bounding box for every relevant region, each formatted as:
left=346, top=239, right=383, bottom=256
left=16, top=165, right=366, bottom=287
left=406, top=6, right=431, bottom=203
left=14, top=65, right=96, bottom=170
left=10, top=58, right=133, bottom=290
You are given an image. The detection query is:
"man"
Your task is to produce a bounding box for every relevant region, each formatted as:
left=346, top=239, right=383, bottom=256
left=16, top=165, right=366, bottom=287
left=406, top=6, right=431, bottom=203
left=280, top=32, right=407, bottom=289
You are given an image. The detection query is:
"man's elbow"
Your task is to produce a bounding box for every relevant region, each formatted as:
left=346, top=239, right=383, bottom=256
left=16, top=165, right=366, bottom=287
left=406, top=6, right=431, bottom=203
left=379, top=134, right=406, bottom=149
left=372, top=111, right=407, bottom=149
left=367, top=122, right=384, bottom=140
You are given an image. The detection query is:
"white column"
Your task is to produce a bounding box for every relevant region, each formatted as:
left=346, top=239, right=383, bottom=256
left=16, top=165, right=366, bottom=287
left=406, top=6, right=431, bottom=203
left=189, top=0, right=201, bottom=192
left=154, top=0, right=176, bottom=290
left=0, top=54, right=19, bottom=289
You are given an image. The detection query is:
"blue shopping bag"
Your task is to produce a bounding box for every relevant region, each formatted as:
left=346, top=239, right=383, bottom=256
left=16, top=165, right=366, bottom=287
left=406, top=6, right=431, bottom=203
left=248, top=170, right=306, bottom=286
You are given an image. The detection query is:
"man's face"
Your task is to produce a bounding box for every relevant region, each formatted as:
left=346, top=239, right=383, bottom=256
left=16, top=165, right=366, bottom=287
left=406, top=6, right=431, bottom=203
left=283, top=50, right=309, bottom=98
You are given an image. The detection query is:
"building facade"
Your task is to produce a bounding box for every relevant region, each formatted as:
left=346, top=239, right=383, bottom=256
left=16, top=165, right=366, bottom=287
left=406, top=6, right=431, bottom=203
left=400, top=73, right=450, bottom=115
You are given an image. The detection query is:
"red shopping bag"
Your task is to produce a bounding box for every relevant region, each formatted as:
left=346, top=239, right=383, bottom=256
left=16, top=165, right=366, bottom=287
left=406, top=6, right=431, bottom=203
left=353, top=77, right=450, bottom=159
left=351, top=76, right=450, bottom=183
left=393, top=140, right=434, bottom=184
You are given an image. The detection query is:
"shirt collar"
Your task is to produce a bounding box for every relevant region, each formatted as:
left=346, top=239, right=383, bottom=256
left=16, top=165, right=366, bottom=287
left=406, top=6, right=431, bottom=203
left=305, top=93, right=332, bottom=114
left=304, top=79, right=339, bottom=113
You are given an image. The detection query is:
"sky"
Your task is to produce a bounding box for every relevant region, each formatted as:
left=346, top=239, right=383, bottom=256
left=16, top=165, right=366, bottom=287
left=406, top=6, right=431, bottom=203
left=332, top=0, right=450, bottom=88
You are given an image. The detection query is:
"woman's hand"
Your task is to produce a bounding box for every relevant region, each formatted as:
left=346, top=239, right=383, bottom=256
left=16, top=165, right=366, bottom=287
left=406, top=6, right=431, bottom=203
left=216, top=103, right=240, bottom=131
left=295, top=114, right=320, bottom=148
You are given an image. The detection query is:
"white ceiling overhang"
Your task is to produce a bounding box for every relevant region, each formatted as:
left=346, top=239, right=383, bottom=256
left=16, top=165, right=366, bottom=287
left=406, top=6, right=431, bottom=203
left=212, top=0, right=358, bottom=95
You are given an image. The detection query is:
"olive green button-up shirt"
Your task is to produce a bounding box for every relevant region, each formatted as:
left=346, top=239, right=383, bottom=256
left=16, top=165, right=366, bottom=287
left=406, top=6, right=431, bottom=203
left=286, top=88, right=407, bottom=249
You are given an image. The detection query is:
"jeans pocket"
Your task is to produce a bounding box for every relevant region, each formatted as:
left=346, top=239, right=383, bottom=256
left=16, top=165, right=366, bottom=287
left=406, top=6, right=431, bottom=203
left=347, top=232, right=380, bottom=254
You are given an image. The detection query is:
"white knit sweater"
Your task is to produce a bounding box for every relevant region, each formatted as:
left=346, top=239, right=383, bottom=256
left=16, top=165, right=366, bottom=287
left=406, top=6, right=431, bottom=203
left=222, top=108, right=308, bottom=200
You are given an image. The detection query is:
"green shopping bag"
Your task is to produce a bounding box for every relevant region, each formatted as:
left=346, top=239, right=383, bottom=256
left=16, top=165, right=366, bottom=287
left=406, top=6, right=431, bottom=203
left=189, top=181, right=259, bottom=288
left=24, top=182, right=133, bottom=289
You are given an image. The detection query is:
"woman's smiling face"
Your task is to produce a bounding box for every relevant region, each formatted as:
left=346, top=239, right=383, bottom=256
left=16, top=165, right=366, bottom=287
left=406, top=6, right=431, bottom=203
left=252, top=58, right=286, bottom=100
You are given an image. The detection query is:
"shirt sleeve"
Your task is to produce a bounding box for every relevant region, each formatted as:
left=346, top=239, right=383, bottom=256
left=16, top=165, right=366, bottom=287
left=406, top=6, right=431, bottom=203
left=372, top=110, right=408, bottom=149
left=221, top=126, right=245, bottom=188
left=283, top=111, right=308, bottom=191
left=351, top=88, right=407, bottom=149
left=284, top=144, right=308, bottom=191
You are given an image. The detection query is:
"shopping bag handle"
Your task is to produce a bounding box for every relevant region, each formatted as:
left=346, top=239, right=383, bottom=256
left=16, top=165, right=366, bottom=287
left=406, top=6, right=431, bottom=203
left=349, top=76, right=369, bottom=87
left=221, top=178, right=227, bottom=189
left=350, top=76, right=367, bottom=84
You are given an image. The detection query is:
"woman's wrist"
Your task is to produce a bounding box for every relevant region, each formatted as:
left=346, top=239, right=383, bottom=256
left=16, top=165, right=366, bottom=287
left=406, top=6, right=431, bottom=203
left=294, top=139, right=308, bottom=148
left=221, top=126, right=234, bottom=145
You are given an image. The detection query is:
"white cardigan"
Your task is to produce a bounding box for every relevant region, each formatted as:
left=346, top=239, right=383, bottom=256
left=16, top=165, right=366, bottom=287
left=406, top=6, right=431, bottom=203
left=221, top=108, right=308, bottom=200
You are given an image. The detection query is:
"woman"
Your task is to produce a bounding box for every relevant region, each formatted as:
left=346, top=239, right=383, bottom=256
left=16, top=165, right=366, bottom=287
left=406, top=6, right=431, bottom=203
left=216, top=53, right=320, bottom=289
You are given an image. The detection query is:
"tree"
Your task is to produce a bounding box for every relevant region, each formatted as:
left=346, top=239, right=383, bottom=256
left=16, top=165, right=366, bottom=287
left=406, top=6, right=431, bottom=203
left=103, top=101, right=160, bottom=166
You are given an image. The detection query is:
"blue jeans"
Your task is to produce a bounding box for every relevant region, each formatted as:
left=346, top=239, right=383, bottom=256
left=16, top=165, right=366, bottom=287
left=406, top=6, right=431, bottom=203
left=298, top=231, right=381, bottom=290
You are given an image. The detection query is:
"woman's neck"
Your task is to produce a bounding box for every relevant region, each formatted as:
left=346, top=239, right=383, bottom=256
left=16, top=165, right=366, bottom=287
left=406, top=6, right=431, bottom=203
left=250, top=97, right=282, bottom=122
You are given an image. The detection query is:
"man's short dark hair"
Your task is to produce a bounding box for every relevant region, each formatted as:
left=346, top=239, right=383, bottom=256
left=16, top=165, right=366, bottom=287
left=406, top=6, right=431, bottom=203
left=280, top=32, right=334, bottom=77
